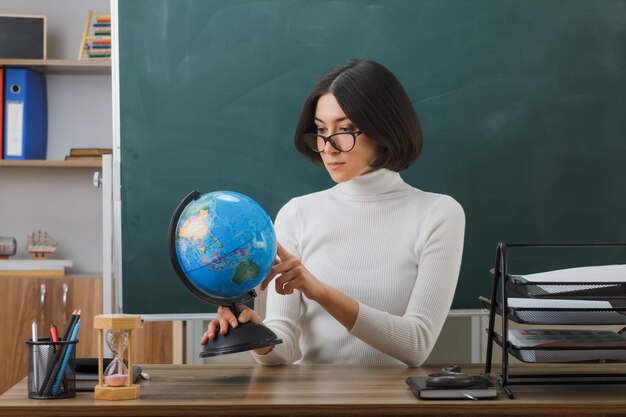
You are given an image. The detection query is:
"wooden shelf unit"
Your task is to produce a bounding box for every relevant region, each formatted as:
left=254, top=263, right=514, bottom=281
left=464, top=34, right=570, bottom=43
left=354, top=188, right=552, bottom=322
left=0, top=59, right=111, bottom=75
left=0, top=159, right=102, bottom=168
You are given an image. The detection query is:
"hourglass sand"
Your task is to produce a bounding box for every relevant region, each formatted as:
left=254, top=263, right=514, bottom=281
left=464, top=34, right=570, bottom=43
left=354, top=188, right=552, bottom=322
left=94, top=314, right=141, bottom=400
left=104, top=329, right=129, bottom=387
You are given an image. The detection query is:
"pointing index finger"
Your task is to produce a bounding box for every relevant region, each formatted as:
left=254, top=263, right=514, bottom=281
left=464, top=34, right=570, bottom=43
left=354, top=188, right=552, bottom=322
left=276, top=242, right=293, bottom=261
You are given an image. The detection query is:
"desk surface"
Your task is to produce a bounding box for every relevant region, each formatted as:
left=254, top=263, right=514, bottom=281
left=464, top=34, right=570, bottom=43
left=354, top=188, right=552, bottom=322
left=2, top=364, right=626, bottom=416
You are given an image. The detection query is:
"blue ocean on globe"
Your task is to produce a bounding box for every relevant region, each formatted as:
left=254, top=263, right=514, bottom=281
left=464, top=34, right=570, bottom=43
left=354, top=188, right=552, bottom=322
left=174, top=191, right=277, bottom=300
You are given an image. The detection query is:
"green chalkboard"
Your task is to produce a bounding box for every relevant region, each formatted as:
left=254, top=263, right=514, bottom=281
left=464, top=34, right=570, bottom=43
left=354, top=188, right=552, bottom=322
left=119, top=0, right=626, bottom=315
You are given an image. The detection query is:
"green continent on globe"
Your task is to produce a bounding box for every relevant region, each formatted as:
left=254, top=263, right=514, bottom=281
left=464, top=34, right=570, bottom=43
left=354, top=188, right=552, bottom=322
left=232, top=259, right=261, bottom=286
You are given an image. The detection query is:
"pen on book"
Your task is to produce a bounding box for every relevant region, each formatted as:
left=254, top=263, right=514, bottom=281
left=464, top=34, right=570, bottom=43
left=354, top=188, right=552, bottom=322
left=463, top=393, right=478, bottom=400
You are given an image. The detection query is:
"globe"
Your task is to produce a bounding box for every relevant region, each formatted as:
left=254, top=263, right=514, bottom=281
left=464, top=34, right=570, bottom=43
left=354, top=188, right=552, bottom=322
left=171, top=191, right=277, bottom=303
left=168, top=190, right=282, bottom=357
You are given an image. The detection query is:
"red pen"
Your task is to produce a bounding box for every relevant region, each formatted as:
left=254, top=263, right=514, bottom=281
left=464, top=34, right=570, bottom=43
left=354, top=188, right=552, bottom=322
left=50, top=324, right=68, bottom=392
left=50, top=324, right=59, bottom=350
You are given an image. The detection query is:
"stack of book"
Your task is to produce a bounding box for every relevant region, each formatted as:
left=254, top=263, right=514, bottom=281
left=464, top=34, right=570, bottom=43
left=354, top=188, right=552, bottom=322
left=64, top=147, right=112, bottom=162
left=0, top=258, right=73, bottom=276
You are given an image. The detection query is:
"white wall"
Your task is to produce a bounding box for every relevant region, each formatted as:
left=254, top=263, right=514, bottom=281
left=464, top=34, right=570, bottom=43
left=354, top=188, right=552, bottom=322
left=0, top=0, right=111, bottom=273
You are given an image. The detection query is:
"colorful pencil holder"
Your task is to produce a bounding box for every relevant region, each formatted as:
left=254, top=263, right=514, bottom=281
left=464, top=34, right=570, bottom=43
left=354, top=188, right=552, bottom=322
left=26, top=338, right=77, bottom=399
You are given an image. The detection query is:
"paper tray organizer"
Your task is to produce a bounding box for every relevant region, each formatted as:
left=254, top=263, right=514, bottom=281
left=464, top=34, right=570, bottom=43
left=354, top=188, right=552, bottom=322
left=482, top=243, right=626, bottom=398
left=491, top=327, right=626, bottom=363
left=500, top=263, right=626, bottom=299
left=479, top=297, right=626, bottom=325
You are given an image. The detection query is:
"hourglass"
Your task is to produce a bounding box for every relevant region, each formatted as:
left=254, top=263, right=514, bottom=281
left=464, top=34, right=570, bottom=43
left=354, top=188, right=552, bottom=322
left=104, top=329, right=129, bottom=387
left=94, top=314, right=141, bottom=400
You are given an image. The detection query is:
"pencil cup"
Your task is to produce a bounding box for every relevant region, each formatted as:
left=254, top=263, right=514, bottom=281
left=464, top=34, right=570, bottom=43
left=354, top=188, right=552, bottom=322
left=26, top=338, right=77, bottom=399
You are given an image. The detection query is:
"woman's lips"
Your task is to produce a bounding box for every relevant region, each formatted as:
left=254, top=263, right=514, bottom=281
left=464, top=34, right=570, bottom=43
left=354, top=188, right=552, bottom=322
left=326, top=162, right=344, bottom=170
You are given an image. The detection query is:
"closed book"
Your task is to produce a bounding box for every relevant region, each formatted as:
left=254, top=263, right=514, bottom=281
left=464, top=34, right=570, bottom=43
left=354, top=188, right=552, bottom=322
left=0, top=259, right=72, bottom=271
left=75, top=358, right=141, bottom=392
left=69, top=147, right=112, bottom=156
left=65, top=155, right=102, bottom=162
left=406, top=376, right=497, bottom=400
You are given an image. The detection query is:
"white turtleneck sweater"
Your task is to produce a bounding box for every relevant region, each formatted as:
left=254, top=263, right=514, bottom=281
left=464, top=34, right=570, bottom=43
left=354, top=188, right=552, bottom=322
left=252, top=169, right=465, bottom=367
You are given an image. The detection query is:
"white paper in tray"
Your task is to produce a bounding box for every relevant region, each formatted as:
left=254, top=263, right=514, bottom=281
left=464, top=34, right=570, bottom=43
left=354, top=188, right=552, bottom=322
left=513, top=348, right=626, bottom=363
left=512, top=264, right=626, bottom=296
left=508, top=329, right=626, bottom=363
left=507, top=298, right=626, bottom=324
left=514, top=265, right=626, bottom=283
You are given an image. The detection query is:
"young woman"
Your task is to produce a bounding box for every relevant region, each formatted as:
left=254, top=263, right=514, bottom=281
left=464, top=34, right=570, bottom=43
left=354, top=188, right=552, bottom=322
left=201, top=60, right=465, bottom=367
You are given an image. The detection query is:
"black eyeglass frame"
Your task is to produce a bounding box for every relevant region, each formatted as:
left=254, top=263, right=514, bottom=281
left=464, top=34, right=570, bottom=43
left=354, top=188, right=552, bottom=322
left=303, top=131, right=363, bottom=153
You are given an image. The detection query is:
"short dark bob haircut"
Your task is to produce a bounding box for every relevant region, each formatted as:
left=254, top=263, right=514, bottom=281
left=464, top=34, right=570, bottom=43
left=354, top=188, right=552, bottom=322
left=294, top=60, right=423, bottom=172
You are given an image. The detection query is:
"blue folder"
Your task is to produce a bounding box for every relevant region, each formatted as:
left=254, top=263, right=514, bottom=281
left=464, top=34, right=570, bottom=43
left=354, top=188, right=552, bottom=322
left=3, top=68, right=47, bottom=159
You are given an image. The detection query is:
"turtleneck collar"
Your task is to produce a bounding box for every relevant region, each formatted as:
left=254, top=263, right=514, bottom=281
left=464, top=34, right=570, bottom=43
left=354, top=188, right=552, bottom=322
left=333, top=169, right=408, bottom=198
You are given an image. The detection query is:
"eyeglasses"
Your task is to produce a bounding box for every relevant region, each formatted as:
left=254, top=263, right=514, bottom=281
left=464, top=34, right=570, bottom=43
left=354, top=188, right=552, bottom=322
left=302, top=131, right=363, bottom=153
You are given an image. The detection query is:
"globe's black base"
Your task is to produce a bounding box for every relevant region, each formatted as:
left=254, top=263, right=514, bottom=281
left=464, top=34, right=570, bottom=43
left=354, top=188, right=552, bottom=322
left=200, top=321, right=282, bottom=357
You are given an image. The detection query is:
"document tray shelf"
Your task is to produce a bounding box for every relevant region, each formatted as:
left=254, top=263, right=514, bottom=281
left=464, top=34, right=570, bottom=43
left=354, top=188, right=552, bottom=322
left=483, top=242, right=626, bottom=399
left=507, top=278, right=626, bottom=300
left=479, top=296, right=626, bottom=325
left=490, top=330, right=626, bottom=364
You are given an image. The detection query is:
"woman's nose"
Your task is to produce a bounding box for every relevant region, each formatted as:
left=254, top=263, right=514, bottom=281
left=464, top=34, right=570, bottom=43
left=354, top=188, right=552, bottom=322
left=322, top=137, right=339, bottom=154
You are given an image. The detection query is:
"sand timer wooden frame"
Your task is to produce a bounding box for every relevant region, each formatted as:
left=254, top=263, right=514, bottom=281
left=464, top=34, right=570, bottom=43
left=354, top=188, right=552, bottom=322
left=94, top=314, right=141, bottom=400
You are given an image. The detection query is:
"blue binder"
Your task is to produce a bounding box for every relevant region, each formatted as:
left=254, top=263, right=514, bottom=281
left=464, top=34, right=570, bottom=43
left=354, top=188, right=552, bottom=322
left=3, top=68, right=47, bottom=159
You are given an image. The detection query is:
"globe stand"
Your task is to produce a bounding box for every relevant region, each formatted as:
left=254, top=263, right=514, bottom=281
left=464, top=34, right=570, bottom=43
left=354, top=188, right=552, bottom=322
left=169, top=190, right=282, bottom=358
left=200, top=302, right=282, bottom=358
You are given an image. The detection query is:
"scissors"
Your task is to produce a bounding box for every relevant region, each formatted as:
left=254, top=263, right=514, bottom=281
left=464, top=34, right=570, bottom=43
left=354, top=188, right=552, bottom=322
left=425, top=365, right=474, bottom=388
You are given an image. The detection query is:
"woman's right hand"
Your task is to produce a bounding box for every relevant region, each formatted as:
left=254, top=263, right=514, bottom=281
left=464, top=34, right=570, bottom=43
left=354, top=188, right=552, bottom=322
left=200, top=305, right=264, bottom=345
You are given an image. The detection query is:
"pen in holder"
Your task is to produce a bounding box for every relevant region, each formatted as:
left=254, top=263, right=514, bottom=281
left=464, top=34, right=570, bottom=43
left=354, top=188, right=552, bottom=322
left=26, top=338, right=77, bottom=399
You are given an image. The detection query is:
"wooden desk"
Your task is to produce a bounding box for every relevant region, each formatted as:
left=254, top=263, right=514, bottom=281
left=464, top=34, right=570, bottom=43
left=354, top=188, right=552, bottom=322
left=2, top=364, right=626, bottom=416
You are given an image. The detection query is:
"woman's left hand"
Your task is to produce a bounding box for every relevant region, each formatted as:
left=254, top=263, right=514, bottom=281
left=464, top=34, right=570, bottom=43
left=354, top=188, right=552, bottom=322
left=261, top=243, right=327, bottom=302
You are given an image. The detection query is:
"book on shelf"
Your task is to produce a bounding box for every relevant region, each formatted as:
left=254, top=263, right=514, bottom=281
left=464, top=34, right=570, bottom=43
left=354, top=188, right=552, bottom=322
left=406, top=376, right=497, bottom=400
left=69, top=147, right=112, bottom=156
left=0, top=259, right=72, bottom=276
left=64, top=148, right=111, bottom=162
left=65, top=155, right=103, bottom=162
left=0, top=259, right=72, bottom=270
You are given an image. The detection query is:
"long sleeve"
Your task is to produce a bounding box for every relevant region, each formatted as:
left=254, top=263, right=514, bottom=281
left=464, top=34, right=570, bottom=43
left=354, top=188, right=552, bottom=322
left=348, top=196, right=465, bottom=366
left=252, top=201, right=302, bottom=365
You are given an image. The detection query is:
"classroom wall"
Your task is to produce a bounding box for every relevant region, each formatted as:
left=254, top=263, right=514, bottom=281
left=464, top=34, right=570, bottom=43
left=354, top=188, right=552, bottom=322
left=0, top=0, right=111, bottom=273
